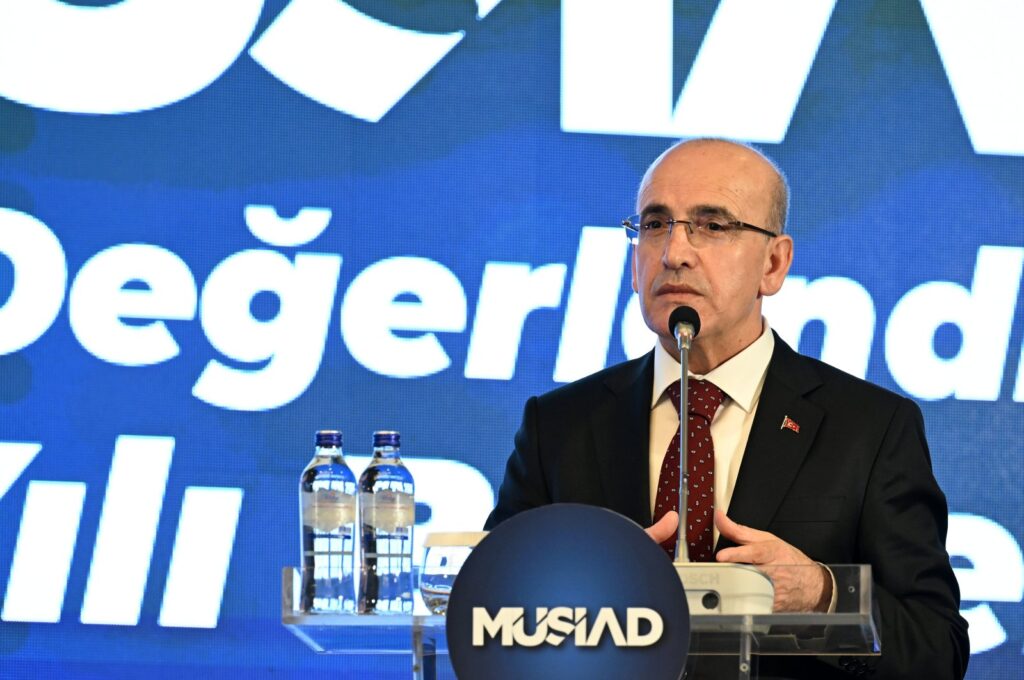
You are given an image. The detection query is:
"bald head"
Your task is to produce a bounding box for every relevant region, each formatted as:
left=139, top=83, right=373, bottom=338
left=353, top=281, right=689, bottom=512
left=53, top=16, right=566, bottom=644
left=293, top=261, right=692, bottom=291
left=639, top=138, right=789, bottom=233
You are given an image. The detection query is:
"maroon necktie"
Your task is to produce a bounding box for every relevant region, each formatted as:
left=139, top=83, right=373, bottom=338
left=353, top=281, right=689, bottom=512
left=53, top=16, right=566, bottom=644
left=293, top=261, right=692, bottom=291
left=653, top=379, right=726, bottom=560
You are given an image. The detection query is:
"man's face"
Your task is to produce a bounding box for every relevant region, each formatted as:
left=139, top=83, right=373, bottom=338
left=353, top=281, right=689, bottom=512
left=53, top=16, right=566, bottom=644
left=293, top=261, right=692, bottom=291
left=631, top=142, right=791, bottom=359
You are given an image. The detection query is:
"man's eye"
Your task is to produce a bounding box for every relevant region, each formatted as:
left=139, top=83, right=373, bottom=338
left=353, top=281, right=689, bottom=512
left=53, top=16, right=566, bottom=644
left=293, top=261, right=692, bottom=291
left=642, top=218, right=666, bottom=230
left=704, top=221, right=728, bottom=233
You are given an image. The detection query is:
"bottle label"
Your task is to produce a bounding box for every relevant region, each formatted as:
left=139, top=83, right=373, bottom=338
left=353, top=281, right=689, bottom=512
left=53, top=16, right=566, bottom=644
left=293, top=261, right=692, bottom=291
left=302, top=489, right=356, bottom=533
left=360, top=490, right=414, bottom=532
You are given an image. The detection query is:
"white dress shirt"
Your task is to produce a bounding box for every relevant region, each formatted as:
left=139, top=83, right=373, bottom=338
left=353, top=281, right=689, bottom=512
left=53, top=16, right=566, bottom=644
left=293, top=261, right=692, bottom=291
left=648, top=321, right=775, bottom=546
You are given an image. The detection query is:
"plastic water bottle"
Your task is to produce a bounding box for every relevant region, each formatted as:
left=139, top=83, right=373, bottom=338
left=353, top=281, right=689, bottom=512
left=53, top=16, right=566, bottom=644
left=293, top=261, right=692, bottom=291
left=358, top=430, right=415, bottom=614
left=299, top=430, right=357, bottom=612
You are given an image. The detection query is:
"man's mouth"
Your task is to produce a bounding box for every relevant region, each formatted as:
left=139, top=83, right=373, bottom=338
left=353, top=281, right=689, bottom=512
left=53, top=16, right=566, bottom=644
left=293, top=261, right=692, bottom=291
left=655, top=283, right=701, bottom=297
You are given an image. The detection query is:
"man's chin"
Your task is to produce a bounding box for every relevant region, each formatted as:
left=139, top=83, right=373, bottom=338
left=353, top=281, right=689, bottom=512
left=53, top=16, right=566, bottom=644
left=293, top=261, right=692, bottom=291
left=650, top=301, right=704, bottom=334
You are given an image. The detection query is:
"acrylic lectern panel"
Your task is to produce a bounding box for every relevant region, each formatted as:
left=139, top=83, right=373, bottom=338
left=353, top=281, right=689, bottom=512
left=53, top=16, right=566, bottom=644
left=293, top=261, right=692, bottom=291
left=281, top=565, right=880, bottom=680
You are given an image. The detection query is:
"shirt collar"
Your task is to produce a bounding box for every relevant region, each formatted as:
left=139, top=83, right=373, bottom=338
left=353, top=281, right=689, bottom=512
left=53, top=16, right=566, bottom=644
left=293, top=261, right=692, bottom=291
left=651, top=320, right=775, bottom=412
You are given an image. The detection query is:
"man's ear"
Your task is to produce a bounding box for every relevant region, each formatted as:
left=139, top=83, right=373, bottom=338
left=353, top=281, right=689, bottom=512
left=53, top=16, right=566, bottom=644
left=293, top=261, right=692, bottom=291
left=760, top=234, right=793, bottom=296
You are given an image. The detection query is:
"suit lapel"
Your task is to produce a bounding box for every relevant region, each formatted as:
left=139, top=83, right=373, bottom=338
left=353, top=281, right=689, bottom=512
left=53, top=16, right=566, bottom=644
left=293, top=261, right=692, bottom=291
left=592, top=352, right=654, bottom=528
left=721, top=335, right=824, bottom=547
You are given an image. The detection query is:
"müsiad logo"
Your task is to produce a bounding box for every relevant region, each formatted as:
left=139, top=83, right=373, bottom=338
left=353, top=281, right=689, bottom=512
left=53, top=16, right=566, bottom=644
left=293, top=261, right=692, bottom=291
left=447, top=505, right=689, bottom=679
left=472, top=606, right=663, bottom=647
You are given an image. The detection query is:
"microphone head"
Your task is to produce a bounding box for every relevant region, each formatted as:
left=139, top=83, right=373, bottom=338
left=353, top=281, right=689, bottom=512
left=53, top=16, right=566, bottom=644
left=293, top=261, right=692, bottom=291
left=668, top=306, right=701, bottom=339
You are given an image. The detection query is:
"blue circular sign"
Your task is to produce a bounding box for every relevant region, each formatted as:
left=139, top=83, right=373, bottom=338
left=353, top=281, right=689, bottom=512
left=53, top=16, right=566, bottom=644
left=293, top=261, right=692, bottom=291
left=447, top=504, right=690, bottom=679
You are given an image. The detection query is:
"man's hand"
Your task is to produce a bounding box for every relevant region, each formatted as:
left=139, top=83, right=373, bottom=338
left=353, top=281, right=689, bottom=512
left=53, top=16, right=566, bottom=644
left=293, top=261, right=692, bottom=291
left=645, top=510, right=679, bottom=544
left=714, top=509, right=831, bottom=612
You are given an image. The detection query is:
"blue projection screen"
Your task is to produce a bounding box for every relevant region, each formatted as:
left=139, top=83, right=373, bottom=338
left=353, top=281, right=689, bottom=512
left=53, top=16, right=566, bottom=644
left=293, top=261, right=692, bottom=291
left=0, top=1, right=1022, bottom=678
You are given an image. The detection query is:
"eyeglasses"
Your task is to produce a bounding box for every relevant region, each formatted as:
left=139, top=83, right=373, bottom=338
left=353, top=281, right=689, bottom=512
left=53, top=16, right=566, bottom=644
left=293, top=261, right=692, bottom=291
left=621, top=213, right=777, bottom=247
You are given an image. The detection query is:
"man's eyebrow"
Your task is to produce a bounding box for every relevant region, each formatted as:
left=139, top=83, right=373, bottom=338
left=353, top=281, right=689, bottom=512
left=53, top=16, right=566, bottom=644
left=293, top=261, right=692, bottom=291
left=639, top=203, right=672, bottom=217
left=639, top=203, right=738, bottom=221
left=692, top=204, right=736, bottom=220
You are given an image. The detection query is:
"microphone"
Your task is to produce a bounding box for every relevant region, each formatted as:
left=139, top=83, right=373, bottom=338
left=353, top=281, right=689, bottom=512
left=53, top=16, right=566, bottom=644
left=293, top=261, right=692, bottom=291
left=668, top=306, right=700, bottom=349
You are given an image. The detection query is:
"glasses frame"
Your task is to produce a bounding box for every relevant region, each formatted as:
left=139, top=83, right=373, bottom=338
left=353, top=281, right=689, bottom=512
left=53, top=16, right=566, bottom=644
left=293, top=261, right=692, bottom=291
left=621, top=214, right=777, bottom=246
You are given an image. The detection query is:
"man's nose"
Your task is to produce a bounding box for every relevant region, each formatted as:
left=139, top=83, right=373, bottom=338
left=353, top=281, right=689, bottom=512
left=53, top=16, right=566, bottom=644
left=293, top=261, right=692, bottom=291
left=661, top=223, right=699, bottom=269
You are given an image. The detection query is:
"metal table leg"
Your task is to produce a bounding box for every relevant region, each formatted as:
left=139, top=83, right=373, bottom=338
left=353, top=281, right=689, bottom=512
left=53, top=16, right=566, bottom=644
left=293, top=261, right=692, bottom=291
left=737, top=616, right=753, bottom=680
left=412, top=624, right=437, bottom=680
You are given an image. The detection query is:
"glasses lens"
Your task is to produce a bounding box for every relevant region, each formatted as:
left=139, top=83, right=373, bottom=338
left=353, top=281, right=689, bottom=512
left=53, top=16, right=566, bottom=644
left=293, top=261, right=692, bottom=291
left=635, top=213, right=671, bottom=242
left=690, top=216, right=734, bottom=246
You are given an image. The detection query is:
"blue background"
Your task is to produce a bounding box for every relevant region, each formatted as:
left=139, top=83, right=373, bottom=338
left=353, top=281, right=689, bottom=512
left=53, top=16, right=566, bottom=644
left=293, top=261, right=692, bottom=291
left=0, top=1, right=1022, bottom=678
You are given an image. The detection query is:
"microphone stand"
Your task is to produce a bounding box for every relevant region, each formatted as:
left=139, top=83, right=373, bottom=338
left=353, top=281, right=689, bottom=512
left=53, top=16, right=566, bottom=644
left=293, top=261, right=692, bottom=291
left=674, top=323, right=694, bottom=563
left=671, top=321, right=774, bottom=618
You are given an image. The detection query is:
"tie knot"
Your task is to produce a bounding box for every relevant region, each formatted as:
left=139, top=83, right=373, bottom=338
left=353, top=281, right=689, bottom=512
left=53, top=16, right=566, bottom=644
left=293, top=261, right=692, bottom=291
left=666, top=379, right=725, bottom=421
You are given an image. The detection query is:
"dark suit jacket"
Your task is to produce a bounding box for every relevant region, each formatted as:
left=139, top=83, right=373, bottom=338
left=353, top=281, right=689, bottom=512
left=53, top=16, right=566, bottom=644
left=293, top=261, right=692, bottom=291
left=485, top=334, right=968, bottom=679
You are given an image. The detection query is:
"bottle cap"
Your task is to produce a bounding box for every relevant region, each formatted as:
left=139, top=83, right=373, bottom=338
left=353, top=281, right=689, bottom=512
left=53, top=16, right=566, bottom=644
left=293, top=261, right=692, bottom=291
left=373, top=430, right=400, bottom=448
left=315, top=430, right=343, bottom=448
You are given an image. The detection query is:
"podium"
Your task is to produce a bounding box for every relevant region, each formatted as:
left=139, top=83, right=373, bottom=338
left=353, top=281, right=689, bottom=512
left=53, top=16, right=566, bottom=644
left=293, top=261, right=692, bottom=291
left=281, top=565, right=880, bottom=679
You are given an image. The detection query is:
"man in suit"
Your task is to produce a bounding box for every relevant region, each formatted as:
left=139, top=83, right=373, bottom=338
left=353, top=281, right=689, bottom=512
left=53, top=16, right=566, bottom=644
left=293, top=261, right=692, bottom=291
left=485, top=138, right=968, bottom=678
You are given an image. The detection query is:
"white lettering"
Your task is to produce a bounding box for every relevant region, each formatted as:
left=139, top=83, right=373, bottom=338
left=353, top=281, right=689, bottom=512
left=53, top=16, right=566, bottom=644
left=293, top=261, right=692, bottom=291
left=159, top=486, right=244, bottom=628
left=947, top=513, right=1024, bottom=654
left=561, top=0, right=672, bottom=137
left=250, top=0, right=464, bottom=123
left=193, top=250, right=341, bottom=411
left=513, top=606, right=550, bottom=647
left=561, top=0, right=835, bottom=141
left=920, top=0, right=1024, bottom=156
left=68, top=244, right=197, bottom=366
left=1, top=0, right=1019, bottom=165
left=573, top=606, right=590, bottom=646
left=0, top=0, right=263, bottom=114
left=1014, top=338, right=1024, bottom=402
left=464, top=262, right=566, bottom=380
left=244, top=204, right=332, bottom=247
left=1, top=481, right=86, bottom=623
left=543, top=606, right=575, bottom=646
left=670, top=0, right=836, bottom=141
left=2, top=205, right=1021, bottom=413
left=626, top=607, right=663, bottom=647
left=621, top=293, right=657, bottom=360
left=80, top=436, right=174, bottom=626
left=472, top=606, right=663, bottom=647
left=553, top=227, right=628, bottom=382
left=765, top=276, right=876, bottom=378
left=0, top=209, right=67, bottom=355
left=340, top=256, right=467, bottom=378
left=0, top=442, right=41, bottom=501
left=885, top=246, right=1024, bottom=400
left=2, top=437, right=482, bottom=629
left=473, top=606, right=522, bottom=646
left=583, top=606, right=627, bottom=647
